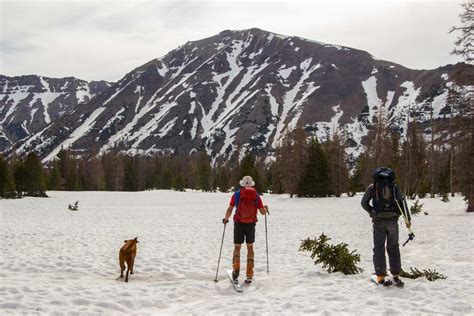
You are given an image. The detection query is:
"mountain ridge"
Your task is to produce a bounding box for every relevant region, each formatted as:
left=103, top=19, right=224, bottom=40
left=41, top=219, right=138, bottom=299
left=2, top=28, right=472, bottom=164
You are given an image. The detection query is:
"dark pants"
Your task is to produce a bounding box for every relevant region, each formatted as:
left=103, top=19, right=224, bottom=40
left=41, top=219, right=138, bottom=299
left=372, top=218, right=401, bottom=276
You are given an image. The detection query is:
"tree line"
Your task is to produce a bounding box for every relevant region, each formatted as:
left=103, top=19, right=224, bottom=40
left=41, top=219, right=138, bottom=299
left=1, top=2, right=471, bottom=211
left=0, top=82, right=471, bottom=212
left=0, top=97, right=470, bottom=206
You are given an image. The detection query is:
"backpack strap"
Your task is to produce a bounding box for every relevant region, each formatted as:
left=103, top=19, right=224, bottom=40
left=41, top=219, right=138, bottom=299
left=234, top=191, right=241, bottom=208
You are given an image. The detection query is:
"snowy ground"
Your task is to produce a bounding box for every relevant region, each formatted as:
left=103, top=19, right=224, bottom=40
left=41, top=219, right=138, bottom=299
left=1, top=191, right=473, bottom=315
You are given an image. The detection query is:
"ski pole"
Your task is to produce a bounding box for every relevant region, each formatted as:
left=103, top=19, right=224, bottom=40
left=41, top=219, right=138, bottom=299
left=264, top=206, right=269, bottom=274
left=214, top=221, right=227, bottom=282
left=396, top=199, right=415, bottom=246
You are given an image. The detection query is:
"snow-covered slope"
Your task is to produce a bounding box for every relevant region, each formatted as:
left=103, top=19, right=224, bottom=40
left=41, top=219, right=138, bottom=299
left=0, top=191, right=472, bottom=314
left=0, top=75, right=112, bottom=151
left=7, top=29, right=473, bottom=163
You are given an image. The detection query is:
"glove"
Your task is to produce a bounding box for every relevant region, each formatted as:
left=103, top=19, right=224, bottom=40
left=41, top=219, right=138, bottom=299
left=222, top=218, right=229, bottom=224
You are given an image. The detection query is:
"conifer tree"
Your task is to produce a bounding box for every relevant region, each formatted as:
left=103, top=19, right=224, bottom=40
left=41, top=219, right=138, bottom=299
left=0, top=155, right=16, bottom=198
left=23, top=152, right=47, bottom=197
left=124, top=156, right=139, bottom=191
left=162, top=168, right=173, bottom=189
left=215, top=164, right=231, bottom=192
left=48, top=162, right=61, bottom=191
left=274, top=126, right=306, bottom=197
left=297, top=137, right=330, bottom=197
left=102, top=151, right=124, bottom=191
left=174, top=173, right=186, bottom=191
left=400, top=119, right=429, bottom=198
left=13, top=157, right=26, bottom=197
left=239, top=151, right=265, bottom=193
left=197, top=151, right=212, bottom=191
left=449, top=1, right=473, bottom=211
left=326, top=132, right=350, bottom=197
left=449, top=1, right=473, bottom=63
left=350, top=156, right=365, bottom=195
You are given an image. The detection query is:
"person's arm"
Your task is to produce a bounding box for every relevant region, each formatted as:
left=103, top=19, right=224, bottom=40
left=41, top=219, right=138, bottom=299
left=361, top=185, right=374, bottom=215
left=223, top=193, right=236, bottom=224
left=256, top=195, right=268, bottom=215
left=223, top=205, right=233, bottom=223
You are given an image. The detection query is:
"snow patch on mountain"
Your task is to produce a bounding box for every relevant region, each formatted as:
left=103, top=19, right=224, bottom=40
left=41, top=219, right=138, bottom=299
left=389, top=81, right=421, bottom=139
left=279, top=65, right=296, bottom=80
left=76, top=83, right=92, bottom=104
left=272, top=58, right=321, bottom=147
left=43, top=107, right=106, bottom=162
left=361, top=75, right=381, bottom=123
left=1, top=89, right=31, bottom=124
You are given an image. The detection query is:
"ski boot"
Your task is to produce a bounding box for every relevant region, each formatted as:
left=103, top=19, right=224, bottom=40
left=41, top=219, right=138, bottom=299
left=245, top=259, right=254, bottom=284
left=376, top=275, right=392, bottom=286
left=232, top=270, right=239, bottom=281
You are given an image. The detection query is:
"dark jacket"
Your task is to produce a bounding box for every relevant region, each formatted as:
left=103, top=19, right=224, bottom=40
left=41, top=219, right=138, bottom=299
left=361, top=184, right=411, bottom=221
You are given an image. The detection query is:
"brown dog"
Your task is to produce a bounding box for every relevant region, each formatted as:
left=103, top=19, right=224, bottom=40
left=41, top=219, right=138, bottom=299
left=119, top=237, right=139, bottom=282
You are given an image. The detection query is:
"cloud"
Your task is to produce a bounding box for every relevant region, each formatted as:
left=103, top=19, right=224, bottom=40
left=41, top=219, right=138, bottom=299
left=0, top=0, right=464, bottom=81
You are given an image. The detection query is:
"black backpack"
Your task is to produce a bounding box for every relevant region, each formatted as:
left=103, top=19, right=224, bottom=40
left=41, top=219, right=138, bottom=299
left=371, top=167, right=397, bottom=213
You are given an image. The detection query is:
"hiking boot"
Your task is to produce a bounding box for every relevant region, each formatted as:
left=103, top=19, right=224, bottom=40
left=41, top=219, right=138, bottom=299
left=376, top=275, right=385, bottom=285
left=382, top=279, right=393, bottom=286
left=232, top=270, right=239, bottom=281
left=393, top=276, right=404, bottom=287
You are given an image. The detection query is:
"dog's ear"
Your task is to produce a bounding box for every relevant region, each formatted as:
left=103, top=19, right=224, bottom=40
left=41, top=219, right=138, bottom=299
left=133, top=237, right=138, bottom=241
left=124, top=240, right=128, bottom=243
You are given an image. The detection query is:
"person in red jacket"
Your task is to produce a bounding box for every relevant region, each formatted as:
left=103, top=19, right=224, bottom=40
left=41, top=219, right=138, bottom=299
left=223, top=175, right=268, bottom=283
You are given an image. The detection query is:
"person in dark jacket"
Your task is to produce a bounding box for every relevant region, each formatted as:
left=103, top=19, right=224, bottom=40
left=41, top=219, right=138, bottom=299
left=361, top=167, right=411, bottom=286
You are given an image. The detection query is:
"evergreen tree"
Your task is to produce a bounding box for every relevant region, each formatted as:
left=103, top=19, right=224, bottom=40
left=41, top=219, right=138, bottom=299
left=239, top=151, right=265, bottom=193
left=23, top=152, right=47, bottom=197
left=197, top=151, right=212, bottom=191
left=400, top=119, right=429, bottom=198
left=326, top=132, right=350, bottom=197
left=274, top=126, right=306, bottom=197
left=299, top=233, right=363, bottom=275
left=449, top=1, right=473, bottom=63
left=437, top=152, right=451, bottom=198
left=350, top=156, right=365, bottom=196
left=162, top=168, right=173, bottom=189
left=0, top=156, right=16, bottom=198
left=13, top=158, right=26, bottom=197
left=297, top=137, right=330, bottom=197
left=48, top=162, right=61, bottom=191
left=102, top=151, right=124, bottom=191
left=215, top=164, right=231, bottom=192
left=174, top=173, right=186, bottom=191
left=449, top=2, right=473, bottom=211
left=123, top=156, right=139, bottom=191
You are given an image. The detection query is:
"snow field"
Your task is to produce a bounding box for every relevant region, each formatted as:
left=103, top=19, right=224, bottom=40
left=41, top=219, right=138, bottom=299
left=0, top=191, right=472, bottom=315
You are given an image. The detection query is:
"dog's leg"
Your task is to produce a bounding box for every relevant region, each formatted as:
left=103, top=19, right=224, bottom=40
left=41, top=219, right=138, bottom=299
left=120, top=259, right=125, bottom=278
left=130, top=256, right=135, bottom=274
left=125, top=259, right=131, bottom=282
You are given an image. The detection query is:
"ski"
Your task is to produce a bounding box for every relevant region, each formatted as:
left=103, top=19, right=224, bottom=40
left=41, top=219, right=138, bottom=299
left=227, top=270, right=243, bottom=292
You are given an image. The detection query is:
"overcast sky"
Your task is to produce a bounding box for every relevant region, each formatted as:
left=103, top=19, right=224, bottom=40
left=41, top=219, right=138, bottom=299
left=0, top=0, right=464, bottom=82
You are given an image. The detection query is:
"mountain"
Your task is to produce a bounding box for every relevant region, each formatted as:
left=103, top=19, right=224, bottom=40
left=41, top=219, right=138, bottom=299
left=6, top=28, right=473, bottom=164
left=0, top=75, right=112, bottom=151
